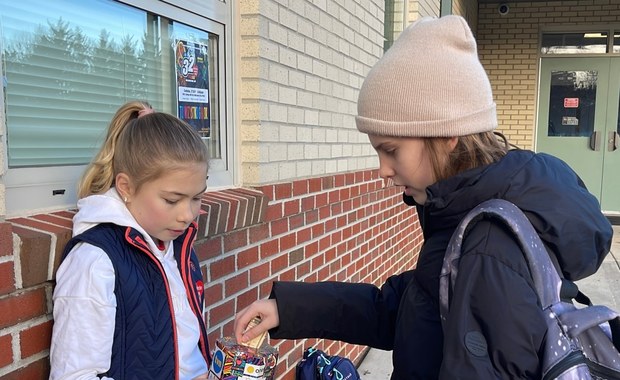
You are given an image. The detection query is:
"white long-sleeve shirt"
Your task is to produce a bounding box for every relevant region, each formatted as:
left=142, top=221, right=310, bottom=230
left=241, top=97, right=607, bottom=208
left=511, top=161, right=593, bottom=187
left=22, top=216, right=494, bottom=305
left=50, top=189, right=208, bottom=380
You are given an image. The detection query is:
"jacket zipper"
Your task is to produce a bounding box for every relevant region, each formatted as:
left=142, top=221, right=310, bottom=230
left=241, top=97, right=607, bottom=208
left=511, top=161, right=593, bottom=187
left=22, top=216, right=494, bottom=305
left=543, top=351, right=586, bottom=380
left=543, top=350, right=620, bottom=380
left=585, top=356, right=620, bottom=379
left=126, top=229, right=181, bottom=380
left=179, top=223, right=211, bottom=364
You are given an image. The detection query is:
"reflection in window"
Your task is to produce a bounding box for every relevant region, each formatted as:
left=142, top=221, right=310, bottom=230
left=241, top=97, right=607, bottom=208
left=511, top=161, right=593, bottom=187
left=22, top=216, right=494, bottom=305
left=384, top=0, right=396, bottom=51
left=1, top=0, right=220, bottom=167
left=384, top=0, right=406, bottom=51
left=614, top=33, right=620, bottom=53
left=541, top=33, right=608, bottom=54
left=548, top=71, right=597, bottom=137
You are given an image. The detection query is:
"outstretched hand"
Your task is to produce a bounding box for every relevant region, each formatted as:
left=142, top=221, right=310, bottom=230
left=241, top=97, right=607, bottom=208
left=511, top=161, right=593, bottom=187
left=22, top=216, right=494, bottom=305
left=234, top=299, right=279, bottom=344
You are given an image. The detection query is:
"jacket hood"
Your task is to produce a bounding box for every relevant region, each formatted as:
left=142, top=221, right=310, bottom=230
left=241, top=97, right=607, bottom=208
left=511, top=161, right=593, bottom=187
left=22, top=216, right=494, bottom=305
left=410, top=149, right=612, bottom=281
left=72, top=188, right=162, bottom=254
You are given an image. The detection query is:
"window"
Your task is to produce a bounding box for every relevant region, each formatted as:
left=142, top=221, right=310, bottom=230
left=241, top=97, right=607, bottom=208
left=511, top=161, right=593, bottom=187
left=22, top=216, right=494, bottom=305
left=541, top=32, right=610, bottom=55
left=384, top=0, right=408, bottom=51
left=614, top=33, right=620, bottom=53
left=0, top=0, right=233, bottom=216
left=547, top=71, right=597, bottom=137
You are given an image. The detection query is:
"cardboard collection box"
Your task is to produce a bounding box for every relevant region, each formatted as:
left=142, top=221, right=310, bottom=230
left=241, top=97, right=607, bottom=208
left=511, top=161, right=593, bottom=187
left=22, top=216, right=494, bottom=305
left=208, top=337, right=279, bottom=380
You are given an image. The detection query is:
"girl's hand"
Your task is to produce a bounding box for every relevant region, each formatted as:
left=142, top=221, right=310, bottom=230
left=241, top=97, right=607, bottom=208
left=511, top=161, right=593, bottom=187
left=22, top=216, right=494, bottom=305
left=234, top=299, right=279, bottom=344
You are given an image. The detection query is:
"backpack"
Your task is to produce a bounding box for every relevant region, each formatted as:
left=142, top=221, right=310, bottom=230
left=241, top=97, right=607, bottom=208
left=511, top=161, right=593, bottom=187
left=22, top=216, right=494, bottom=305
left=439, top=199, right=620, bottom=379
left=296, top=347, right=361, bottom=380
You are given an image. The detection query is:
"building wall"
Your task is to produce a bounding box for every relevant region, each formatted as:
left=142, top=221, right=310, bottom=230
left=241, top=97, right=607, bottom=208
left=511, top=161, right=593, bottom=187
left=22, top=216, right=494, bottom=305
left=238, top=0, right=384, bottom=184
left=418, top=0, right=441, bottom=19
left=386, top=0, right=418, bottom=50
left=452, top=0, right=478, bottom=33
left=476, top=0, right=620, bottom=149
left=0, top=171, right=421, bottom=379
left=0, top=1, right=427, bottom=378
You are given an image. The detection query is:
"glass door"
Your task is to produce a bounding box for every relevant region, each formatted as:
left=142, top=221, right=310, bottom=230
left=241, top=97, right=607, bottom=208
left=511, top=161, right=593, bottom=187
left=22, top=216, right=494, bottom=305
left=600, top=58, right=620, bottom=212
left=537, top=57, right=620, bottom=212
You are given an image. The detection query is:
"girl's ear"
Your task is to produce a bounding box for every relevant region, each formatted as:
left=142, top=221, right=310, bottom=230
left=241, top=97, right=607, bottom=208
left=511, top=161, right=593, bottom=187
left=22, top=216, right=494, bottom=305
left=446, top=137, right=459, bottom=152
left=115, top=173, right=134, bottom=201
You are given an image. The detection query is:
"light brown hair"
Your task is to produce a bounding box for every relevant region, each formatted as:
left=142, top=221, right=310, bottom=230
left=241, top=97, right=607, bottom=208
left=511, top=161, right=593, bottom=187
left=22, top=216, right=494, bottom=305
left=78, top=100, right=208, bottom=198
left=425, top=131, right=510, bottom=182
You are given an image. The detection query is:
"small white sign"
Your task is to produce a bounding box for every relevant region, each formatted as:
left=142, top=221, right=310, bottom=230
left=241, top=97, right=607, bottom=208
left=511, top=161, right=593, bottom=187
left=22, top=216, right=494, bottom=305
left=178, top=86, right=209, bottom=103
left=562, top=116, right=579, bottom=126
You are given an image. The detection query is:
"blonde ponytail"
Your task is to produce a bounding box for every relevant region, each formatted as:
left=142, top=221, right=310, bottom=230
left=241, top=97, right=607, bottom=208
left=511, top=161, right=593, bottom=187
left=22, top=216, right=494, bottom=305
left=78, top=101, right=152, bottom=198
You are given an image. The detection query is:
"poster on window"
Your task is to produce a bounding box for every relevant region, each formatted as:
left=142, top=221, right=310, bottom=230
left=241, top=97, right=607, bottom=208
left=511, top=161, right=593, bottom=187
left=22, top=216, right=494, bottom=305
left=175, top=39, right=210, bottom=138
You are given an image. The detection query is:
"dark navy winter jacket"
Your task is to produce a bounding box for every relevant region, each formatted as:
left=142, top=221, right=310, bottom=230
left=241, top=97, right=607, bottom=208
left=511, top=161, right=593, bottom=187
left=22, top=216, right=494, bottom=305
left=63, top=222, right=211, bottom=380
left=268, top=149, right=613, bottom=379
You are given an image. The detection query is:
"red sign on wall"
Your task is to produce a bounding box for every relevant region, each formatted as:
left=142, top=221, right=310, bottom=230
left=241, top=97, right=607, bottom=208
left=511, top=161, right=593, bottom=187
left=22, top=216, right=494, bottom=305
left=564, top=98, right=579, bottom=108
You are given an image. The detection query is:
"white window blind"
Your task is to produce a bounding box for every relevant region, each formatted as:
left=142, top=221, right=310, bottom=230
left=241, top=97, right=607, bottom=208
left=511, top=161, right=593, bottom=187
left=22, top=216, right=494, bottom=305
left=1, top=0, right=226, bottom=216
left=2, top=0, right=167, bottom=167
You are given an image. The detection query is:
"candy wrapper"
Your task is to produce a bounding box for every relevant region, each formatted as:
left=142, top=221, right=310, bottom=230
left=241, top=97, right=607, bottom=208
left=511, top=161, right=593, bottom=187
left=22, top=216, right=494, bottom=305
left=207, top=337, right=278, bottom=380
left=207, top=320, right=278, bottom=380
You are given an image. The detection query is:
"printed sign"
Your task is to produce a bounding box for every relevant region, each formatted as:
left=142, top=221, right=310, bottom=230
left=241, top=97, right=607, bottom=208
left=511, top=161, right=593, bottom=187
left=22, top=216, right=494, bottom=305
left=564, top=98, right=579, bottom=108
left=243, top=363, right=266, bottom=378
left=175, top=39, right=211, bottom=138
left=210, top=347, right=225, bottom=377
left=562, top=116, right=579, bottom=126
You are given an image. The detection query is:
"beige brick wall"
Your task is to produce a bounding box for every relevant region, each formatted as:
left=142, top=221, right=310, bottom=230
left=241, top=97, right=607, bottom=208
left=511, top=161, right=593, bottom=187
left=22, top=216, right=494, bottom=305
left=418, top=0, right=440, bottom=18
left=239, top=0, right=384, bottom=186
left=389, top=0, right=441, bottom=42
left=452, top=0, right=478, bottom=33
left=390, top=0, right=408, bottom=43
left=477, top=0, right=620, bottom=149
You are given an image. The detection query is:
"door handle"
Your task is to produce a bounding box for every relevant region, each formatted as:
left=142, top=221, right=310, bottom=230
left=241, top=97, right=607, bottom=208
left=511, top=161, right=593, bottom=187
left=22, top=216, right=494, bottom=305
left=609, top=131, right=619, bottom=151
left=590, top=131, right=601, bottom=151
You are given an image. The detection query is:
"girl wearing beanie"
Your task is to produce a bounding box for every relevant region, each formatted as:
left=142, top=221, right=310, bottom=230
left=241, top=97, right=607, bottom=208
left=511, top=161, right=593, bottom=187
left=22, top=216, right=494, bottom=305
left=233, top=16, right=613, bottom=378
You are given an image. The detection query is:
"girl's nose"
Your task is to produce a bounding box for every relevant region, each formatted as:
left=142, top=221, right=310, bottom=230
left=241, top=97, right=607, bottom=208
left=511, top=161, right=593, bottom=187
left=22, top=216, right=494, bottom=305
left=179, top=202, right=197, bottom=224
left=377, top=159, right=394, bottom=181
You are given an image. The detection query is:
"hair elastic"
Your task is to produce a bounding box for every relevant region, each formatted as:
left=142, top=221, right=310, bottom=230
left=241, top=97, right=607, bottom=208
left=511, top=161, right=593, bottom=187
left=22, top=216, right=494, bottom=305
left=138, top=107, right=154, bottom=118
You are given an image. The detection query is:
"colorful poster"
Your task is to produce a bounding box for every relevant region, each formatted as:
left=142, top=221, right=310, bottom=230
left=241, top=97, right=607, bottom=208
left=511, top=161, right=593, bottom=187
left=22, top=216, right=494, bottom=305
left=175, top=39, right=210, bottom=138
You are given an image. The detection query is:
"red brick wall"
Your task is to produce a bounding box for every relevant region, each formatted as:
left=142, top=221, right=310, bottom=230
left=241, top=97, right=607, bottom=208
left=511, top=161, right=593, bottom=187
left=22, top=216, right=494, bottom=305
left=0, top=169, right=422, bottom=379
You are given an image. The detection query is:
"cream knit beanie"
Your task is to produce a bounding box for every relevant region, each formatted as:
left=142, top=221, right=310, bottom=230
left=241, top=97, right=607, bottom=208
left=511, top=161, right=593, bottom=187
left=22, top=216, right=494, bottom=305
left=355, top=15, right=497, bottom=137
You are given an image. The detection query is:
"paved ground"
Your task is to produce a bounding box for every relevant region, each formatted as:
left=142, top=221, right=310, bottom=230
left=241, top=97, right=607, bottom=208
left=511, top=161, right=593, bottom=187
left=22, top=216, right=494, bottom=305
left=357, top=225, right=620, bottom=379
left=358, top=348, right=393, bottom=379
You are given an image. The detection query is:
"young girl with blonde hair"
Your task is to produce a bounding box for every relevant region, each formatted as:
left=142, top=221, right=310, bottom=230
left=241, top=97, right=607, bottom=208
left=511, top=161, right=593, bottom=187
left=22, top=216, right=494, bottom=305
left=50, top=101, right=211, bottom=380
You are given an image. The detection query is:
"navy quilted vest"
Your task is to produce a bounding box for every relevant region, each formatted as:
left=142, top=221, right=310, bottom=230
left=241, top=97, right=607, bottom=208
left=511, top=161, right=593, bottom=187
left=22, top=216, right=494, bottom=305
left=63, top=222, right=210, bottom=380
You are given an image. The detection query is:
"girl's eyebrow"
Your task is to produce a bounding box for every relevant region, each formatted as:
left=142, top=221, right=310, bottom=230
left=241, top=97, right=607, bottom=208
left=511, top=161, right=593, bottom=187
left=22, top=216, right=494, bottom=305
left=371, top=142, right=383, bottom=149
left=373, top=142, right=391, bottom=150
left=165, top=185, right=208, bottom=198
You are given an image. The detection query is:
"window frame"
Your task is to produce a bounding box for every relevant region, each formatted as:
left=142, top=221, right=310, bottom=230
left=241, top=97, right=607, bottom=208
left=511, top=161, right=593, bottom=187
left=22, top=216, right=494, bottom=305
left=539, top=25, right=620, bottom=56
left=1, top=0, right=235, bottom=217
